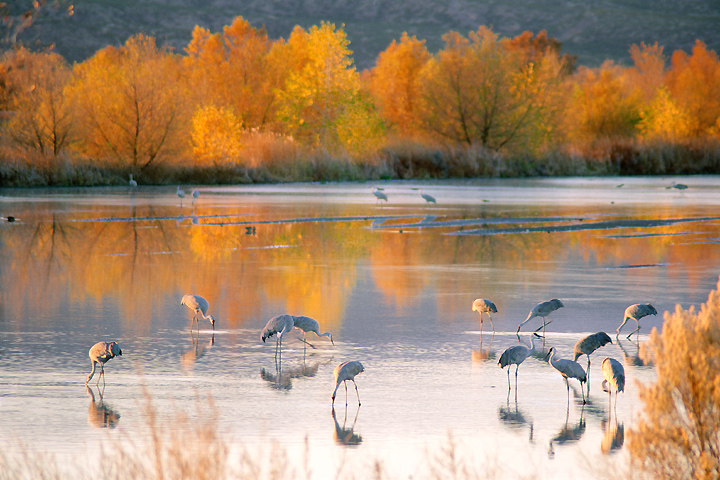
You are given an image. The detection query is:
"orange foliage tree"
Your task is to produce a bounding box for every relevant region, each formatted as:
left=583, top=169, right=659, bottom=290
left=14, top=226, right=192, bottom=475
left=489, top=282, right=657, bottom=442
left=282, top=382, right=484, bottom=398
left=1, top=47, right=74, bottom=156
left=69, top=34, right=188, bottom=170
left=416, top=27, right=568, bottom=152
left=666, top=40, right=720, bottom=137
left=367, top=32, right=431, bottom=138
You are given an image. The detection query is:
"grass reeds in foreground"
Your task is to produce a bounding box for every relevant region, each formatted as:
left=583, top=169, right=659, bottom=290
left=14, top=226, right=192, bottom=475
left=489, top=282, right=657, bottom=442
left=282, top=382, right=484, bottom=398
left=2, top=137, right=720, bottom=188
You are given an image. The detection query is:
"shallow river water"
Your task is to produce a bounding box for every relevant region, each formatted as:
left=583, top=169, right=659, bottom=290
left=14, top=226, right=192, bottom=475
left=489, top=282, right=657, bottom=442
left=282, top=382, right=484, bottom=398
left=2, top=176, right=720, bottom=479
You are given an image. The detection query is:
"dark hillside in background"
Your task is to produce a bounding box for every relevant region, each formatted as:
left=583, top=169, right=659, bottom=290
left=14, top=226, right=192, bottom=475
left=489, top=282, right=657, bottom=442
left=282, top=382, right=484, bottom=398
left=14, top=0, right=720, bottom=70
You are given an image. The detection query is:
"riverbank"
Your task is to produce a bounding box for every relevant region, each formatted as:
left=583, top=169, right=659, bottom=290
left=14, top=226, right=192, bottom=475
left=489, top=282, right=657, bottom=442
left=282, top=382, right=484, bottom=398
left=2, top=138, right=719, bottom=188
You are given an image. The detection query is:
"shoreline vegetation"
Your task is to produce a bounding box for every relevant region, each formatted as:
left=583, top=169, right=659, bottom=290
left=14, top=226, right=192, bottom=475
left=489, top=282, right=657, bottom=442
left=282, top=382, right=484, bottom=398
left=2, top=17, right=720, bottom=187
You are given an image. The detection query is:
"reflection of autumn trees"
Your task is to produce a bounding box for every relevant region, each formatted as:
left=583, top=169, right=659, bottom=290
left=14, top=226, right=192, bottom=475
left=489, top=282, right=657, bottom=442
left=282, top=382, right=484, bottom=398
left=3, top=206, right=720, bottom=333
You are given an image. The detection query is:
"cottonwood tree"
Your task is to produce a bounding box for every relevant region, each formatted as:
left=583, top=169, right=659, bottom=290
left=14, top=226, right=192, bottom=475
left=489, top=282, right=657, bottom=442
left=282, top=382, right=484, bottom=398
left=275, top=22, right=381, bottom=154
left=417, top=27, right=567, bottom=152
left=1, top=47, right=74, bottom=156
left=368, top=32, right=430, bottom=138
left=666, top=40, right=720, bottom=137
left=69, top=34, right=187, bottom=169
left=630, top=278, right=720, bottom=480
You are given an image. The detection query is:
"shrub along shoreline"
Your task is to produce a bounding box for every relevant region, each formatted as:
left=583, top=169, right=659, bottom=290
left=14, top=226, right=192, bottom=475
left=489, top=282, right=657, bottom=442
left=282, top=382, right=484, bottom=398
left=2, top=138, right=719, bottom=188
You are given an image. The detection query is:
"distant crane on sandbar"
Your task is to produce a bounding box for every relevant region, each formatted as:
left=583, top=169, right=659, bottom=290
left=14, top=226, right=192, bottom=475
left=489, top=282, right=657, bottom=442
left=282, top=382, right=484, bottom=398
left=547, top=346, right=587, bottom=404
left=517, top=299, right=564, bottom=337
left=372, top=187, right=388, bottom=205
left=332, top=360, right=364, bottom=406
left=420, top=189, right=436, bottom=205
left=616, top=303, right=657, bottom=339
left=85, top=341, right=123, bottom=386
left=128, top=174, right=137, bottom=187
left=176, top=186, right=186, bottom=207
left=180, top=294, right=216, bottom=331
left=192, top=190, right=199, bottom=206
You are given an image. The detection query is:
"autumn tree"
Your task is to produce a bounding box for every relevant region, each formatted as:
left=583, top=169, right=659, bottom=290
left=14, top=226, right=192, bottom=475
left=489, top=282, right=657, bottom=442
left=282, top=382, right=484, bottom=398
left=630, top=278, right=720, bottom=480
left=417, top=27, right=567, bottom=151
left=275, top=22, right=383, bottom=155
left=367, top=32, right=430, bottom=138
left=1, top=47, right=74, bottom=156
left=666, top=41, right=720, bottom=137
left=184, top=17, right=280, bottom=129
left=563, top=60, right=642, bottom=142
left=69, top=34, right=188, bottom=170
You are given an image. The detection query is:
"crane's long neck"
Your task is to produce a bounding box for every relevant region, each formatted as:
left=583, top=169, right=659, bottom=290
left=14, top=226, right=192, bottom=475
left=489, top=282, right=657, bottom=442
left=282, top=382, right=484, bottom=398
left=197, top=309, right=212, bottom=321
left=529, top=334, right=536, bottom=353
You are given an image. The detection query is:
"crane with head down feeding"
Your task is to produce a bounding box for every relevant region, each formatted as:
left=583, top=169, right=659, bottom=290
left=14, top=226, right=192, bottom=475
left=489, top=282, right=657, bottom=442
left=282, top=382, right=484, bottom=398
left=332, top=360, right=364, bottom=406
left=261, top=314, right=295, bottom=358
left=517, top=299, right=564, bottom=336
left=601, top=357, right=625, bottom=411
left=292, top=315, right=334, bottom=348
left=472, top=298, right=498, bottom=334
left=573, top=332, right=613, bottom=371
left=85, top=341, right=123, bottom=386
left=181, top=294, right=216, bottom=331
left=616, top=303, right=657, bottom=339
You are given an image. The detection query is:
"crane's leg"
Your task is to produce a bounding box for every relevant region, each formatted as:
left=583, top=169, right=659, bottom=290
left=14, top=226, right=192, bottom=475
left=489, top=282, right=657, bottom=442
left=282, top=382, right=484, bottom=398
left=344, top=381, right=348, bottom=406
left=488, top=313, right=495, bottom=334
left=580, top=381, right=586, bottom=404
left=514, top=365, right=519, bottom=394
left=616, top=317, right=628, bottom=337
left=627, top=319, right=640, bottom=340
left=352, top=379, right=361, bottom=406
left=507, top=368, right=511, bottom=391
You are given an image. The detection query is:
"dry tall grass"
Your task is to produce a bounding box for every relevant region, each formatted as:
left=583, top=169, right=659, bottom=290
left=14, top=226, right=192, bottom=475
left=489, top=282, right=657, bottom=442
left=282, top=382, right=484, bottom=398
left=629, top=277, right=720, bottom=480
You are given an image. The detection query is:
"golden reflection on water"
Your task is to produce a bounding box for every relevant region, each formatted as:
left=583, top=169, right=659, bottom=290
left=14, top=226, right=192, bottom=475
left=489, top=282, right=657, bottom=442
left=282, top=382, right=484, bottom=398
left=2, top=199, right=720, bottom=334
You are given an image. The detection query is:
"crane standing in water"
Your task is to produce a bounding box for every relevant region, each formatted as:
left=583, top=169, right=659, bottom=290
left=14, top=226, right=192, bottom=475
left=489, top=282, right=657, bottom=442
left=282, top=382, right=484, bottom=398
left=547, top=347, right=587, bottom=404
left=420, top=189, right=436, bottom=205
left=261, top=314, right=295, bottom=358
left=573, top=332, right=613, bottom=371
left=517, top=299, right=564, bottom=336
left=498, top=333, right=539, bottom=392
left=332, top=361, right=365, bottom=406
left=292, top=315, right=334, bottom=348
left=176, top=186, right=186, bottom=207
left=601, top=357, right=625, bottom=410
left=372, top=187, right=388, bottom=204
left=181, top=294, right=216, bottom=331
left=85, top=341, right=123, bottom=386
left=616, top=303, right=657, bottom=339
left=472, top=298, right=498, bottom=334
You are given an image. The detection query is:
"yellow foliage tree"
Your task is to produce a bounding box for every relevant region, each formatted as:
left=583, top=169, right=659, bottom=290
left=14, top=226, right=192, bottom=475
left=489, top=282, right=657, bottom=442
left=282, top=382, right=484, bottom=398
left=70, top=34, right=188, bottom=169
left=630, top=278, right=720, bottom=480
left=191, top=105, right=244, bottom=167
left=368, top=32, right=430, bottom=137
left=2, top=47, right=74, bottom=156
left=637, top=88, right=692, bottom=141
left=275, top=22, right=367, bottom=151
left=629, top=42, right=667, bottom=103
left=666, top=41, right=720, bottom=137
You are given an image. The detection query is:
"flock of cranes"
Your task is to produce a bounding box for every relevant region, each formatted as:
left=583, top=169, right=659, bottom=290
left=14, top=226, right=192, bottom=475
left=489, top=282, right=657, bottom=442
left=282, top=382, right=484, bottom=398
left=489, top=298, right=657, bottom=409
left=85, top=291, right=656, bottom=416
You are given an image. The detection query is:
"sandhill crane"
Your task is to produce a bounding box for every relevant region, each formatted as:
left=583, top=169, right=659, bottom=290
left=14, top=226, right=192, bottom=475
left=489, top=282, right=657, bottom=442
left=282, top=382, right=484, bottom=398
left=617, top=303, right=657, bottom=339
left=372, top=187, right=388, bottom=204
left=180, top=294, right=216, bottom=330
left=472, top=298, right=497, bottom=334
left=261, top=314, right=295, bottom=357
left=547, top=347, right=587, bottom=404
left=573, top=332, right=613, bottom=371
left=192, top=190, right=199, bottom=205
left=517, top=299, right=564, bottom=336
left=601, top=357, right=625, bottom=410
left=128, top=174, right=137, bottom=187
left=85, top=341, right=123, bottom=386
left=420, top=189, right=436, bottom=205
left=176, top=186, right=185, bottom=207
left=292, top=315, right=334, bottom=348
left=667, top=181, right=688, bottom=190
left=332, top=360, right=364, bottom=406
left=498, top=333, right=539, bottom=392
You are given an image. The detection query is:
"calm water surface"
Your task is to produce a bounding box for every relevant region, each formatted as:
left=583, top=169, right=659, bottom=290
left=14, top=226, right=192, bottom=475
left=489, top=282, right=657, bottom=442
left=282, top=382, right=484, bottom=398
left=2, top=177, right=720, bottom=479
